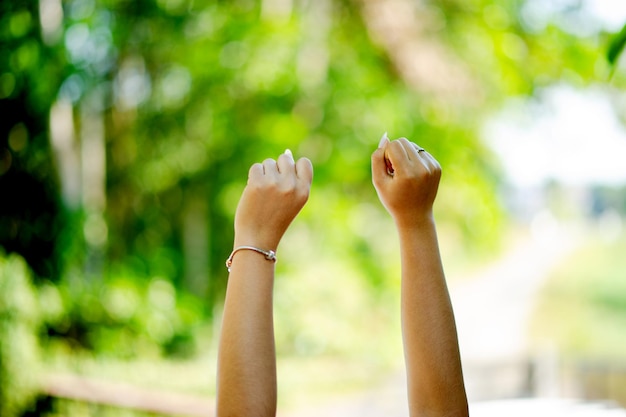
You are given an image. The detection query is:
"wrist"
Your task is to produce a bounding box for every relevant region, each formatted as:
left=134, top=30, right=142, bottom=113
left=233, top=233, right=280, bottom=252
left=393, top=212, right=435, bottom=231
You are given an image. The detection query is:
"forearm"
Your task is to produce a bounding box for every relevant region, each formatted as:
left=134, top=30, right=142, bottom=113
left=216, top=251, right=277, bottom=417
left=398, top=218, right=468, bottom=417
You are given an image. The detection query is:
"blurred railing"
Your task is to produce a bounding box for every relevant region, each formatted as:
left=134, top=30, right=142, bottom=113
left=574, top=361, right=626, bottom=408
left=39, top=356, right=626, bottom=415
left=464, top=355, right=626, bottom=408
left=41, top=373, right=214, bottom=416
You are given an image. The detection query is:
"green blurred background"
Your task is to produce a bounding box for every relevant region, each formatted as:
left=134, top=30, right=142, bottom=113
left=2, top=0, right=626, bottom=415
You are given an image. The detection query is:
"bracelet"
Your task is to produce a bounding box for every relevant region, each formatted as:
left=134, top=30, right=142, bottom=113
left=225, top=246, right=277, bottom=272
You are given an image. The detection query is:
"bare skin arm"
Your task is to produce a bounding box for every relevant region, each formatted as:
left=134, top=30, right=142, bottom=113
left=372, top=137, right=468, bottom=417
left=216, top=150, right=313, bottom=417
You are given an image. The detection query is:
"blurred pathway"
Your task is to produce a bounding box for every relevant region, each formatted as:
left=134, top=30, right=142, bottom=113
left=282, top=224, right=585, bottom=417
left=452, top=225, right=583, bottom=401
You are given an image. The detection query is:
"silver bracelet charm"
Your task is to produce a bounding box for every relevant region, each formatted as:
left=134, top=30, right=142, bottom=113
left=226, top=246, right=277, bottom=272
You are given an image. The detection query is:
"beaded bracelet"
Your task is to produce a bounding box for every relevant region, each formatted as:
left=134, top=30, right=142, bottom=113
left=225, top=246, right=277, bottom=272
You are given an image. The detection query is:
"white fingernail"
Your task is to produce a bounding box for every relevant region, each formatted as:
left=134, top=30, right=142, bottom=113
left=378, top=132, right=389, bottom=148
left=285, top=148, right=293, bottom=157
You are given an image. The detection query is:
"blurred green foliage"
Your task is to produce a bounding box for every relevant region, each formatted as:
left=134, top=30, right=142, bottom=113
left=0, top=0, right=66, bottom=280
left=1, top=0, right=623, bottom=412
left=0, top=252, right=41, bottom=416
left=40, top=272, right=205, bottom=359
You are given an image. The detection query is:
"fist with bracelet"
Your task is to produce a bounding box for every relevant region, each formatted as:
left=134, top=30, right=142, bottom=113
left=228, top=149, right=313, bottom=270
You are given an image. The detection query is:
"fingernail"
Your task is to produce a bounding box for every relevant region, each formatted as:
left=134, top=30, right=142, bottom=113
left=285, top=148, right=293, bottom=158
left=378, top=132, right=389, bottom=149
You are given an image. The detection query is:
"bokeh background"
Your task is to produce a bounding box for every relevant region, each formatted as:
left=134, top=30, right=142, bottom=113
left=1, top=0, right=626, bottom=416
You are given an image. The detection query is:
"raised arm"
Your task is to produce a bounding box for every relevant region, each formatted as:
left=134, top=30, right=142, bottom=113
left=371, top=136, right=468, bottom=417
left=216, top=149, right=313, bottom=417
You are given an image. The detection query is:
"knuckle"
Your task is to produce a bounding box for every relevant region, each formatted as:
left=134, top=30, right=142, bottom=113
left=297, top=185, right=310, bottom=200
left=277, top=179, right=297, bottom=196
left=248, top=180, right=267, bottom=193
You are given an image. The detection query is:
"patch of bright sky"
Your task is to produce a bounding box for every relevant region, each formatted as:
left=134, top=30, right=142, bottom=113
left=483, top=0, right=626, bottom=188
left=522, top=0, right=626, bottom=34
left=484, top=85, right=626, bottom=187
left=585, top=0, right=626, bottom=32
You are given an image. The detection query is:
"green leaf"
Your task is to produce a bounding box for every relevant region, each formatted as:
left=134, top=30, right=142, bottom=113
left=607, top=22, right=626, bottom=66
